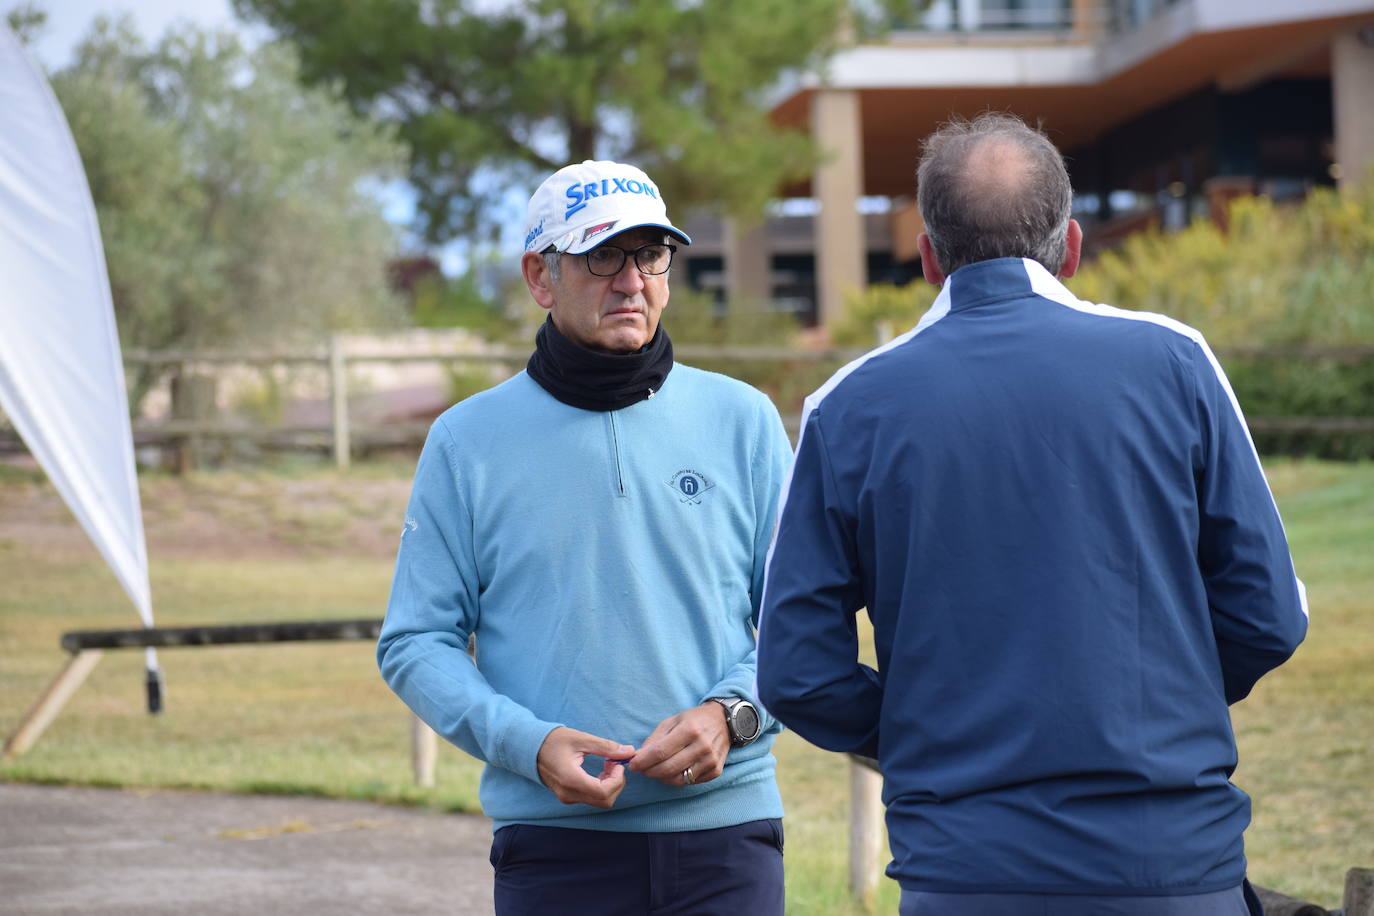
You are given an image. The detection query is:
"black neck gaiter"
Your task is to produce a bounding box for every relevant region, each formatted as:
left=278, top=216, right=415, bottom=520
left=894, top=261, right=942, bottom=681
left=526, top=316, right=674, bottom=411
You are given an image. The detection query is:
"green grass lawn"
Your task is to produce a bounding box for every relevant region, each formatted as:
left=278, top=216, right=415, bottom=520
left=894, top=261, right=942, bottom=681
left=1, top=459, right=1369, bottom=912
left=1231, top=461, right=1374, bottom=907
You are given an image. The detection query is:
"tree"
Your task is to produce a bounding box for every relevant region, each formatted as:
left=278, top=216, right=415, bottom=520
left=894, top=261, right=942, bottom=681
left=233, top=0, right=904, bottom=245
left=49, top=18, right=408, bottom=404
left=4, top=2, right=45, bottom=42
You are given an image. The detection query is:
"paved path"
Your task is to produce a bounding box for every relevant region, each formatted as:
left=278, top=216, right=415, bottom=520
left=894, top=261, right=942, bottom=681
left=0, top=783, right=494, bottom=915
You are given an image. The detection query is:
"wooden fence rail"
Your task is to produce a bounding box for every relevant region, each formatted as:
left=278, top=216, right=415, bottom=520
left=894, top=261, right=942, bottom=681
left=3, top=339, right=1371, bottom=467
left=59, top=618, right=382, bottom=651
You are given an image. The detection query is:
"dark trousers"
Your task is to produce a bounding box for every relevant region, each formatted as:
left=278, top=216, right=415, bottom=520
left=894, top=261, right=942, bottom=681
left=490, top=819, right=784, bottom=916
left=899, top=884, right=1254, bottom=916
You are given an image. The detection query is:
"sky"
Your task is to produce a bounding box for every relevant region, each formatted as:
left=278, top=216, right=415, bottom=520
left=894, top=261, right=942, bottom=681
left=29, top=0, right=243, bottom=69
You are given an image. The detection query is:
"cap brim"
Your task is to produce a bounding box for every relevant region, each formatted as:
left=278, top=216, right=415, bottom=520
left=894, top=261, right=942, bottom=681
left=562, top=221, right=692, bottom=255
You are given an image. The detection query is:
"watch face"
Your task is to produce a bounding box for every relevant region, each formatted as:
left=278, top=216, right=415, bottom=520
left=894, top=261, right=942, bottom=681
left=734, top=703, right=760, bottom=741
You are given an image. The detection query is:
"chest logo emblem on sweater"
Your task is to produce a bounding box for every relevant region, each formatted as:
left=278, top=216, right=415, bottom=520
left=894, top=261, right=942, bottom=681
left=667, top=470, right=716, bottom=505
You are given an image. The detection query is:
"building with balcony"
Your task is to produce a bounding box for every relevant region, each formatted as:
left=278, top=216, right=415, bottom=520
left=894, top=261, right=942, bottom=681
left=683, top=0, right=1374, bottom=327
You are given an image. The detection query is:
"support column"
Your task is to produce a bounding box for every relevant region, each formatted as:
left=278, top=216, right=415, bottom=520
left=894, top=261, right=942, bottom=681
left=811, top=88, right=867, bottom=329
left=723, top=218, right=771, bottom=310
left=957, top=0, right=981, bottom=31
left=1333, top=29, right=1374, bottom=189
left=1072, top=0, right=1102, bottom=38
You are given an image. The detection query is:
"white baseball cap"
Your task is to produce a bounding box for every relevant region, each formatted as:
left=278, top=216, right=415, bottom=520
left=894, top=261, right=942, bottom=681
left=523, top=159, right=691, bottom=255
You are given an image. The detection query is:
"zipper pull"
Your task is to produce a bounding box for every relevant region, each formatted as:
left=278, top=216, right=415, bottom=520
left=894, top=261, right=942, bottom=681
left=646, top=388, right=654, bottom=399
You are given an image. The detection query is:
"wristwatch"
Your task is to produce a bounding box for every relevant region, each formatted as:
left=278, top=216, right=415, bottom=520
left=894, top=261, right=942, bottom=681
left=709, top=696, right=761, bottom=747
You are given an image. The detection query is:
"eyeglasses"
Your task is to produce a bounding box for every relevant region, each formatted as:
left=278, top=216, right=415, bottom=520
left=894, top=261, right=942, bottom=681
left=581, top=243, right=677, bottom=277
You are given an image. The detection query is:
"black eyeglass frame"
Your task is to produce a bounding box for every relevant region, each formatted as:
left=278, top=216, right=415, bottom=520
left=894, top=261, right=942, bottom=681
left=553, top=242, right=678, bottom=277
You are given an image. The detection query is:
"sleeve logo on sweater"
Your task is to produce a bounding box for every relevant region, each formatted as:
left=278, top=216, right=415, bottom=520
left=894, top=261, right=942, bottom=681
left=667, top=469, right=715, bottom=505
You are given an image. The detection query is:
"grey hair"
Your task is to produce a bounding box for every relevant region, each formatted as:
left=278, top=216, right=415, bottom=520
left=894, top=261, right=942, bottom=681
left=542, top=250, right=562, bottom=283
left=916, top=112, right=1072, bottom=276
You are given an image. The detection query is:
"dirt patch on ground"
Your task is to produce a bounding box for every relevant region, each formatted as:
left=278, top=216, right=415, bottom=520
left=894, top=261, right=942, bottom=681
left=0, top=464, right=414, bottom=561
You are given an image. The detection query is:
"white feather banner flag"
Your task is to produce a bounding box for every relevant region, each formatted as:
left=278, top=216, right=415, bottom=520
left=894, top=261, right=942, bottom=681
left=0, top=23, right=161, bottom=702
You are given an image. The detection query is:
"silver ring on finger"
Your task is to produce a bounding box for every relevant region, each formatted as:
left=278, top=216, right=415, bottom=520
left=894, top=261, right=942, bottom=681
left=682, top=766, right=695, bottom=786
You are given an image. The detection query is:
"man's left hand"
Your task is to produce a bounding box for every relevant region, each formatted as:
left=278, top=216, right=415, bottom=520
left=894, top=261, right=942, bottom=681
left=627, top=702, right=731, bottom=788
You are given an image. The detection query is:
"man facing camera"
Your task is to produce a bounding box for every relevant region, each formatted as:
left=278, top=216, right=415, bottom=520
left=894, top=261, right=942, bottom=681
left=381, top=159, right=791, bottom=915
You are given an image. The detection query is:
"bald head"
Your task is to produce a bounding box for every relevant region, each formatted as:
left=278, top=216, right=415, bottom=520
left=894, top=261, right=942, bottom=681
left=965, top=138, right=1036, bottom=197
left=916, top=113, right=1073, bottom=277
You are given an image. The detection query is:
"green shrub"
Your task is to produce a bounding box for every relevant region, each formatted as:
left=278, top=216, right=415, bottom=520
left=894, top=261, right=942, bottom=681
left=831, top=281, right=938, bottom=350
left=1069, top=190, right=1374, bottom=349
left=666, top=290, right=840, bottom=415
left=412, top=271, right=517, bottom=339
left=445, top=366, right=502, bottom=405
left=1070, top=184, right=1374, bottom=457
left=1226, top=357, right=1374, bottom=460
left=833, top=182, right=1374, bottom=457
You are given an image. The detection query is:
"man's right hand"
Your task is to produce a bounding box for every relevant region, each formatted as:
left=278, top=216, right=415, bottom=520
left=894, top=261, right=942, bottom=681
left=536, top=726, right=636, bottom=809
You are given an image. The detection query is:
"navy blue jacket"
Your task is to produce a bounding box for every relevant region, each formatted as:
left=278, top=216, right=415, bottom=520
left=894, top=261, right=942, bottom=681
left=757, top=258, right=1307, bottom=896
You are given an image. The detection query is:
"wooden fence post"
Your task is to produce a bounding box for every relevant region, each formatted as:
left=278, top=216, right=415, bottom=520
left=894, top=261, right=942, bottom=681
left=1347, top=867, right=1374, bottom=916
left=412, top=714, right=437, bottom=788
left=1252, top=885, right=1332, bottom=916
left=849, top=756, right=884, bottom=905
left=169, top=365, right=215, bottom=472
left=329, top=335, right=350, bottom=469
left=2, top=650, right=103, bottom=761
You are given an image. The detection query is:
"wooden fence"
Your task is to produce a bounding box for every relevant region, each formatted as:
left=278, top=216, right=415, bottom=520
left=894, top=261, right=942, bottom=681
left=2, top=339, right=1371, bottom=466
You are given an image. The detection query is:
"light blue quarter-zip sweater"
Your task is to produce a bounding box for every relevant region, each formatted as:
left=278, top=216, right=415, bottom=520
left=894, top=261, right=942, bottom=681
left=379, top=364, right=791, bottom=832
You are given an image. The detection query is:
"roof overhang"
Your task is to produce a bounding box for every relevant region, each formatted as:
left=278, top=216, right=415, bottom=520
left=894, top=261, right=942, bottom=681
left=771, top=1, right=1374, bottom=197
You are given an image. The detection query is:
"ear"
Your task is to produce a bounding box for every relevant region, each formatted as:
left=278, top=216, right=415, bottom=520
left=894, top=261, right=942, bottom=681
left=917, top=233, right=945, bottom=286
left=522, top=251, right=556, bottom=311
left=1058, top=219, right=1083, bottom=279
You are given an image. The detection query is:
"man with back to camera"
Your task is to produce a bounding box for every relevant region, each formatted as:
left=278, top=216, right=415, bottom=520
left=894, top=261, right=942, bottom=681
left=755, top=113, right=1308, bottom=916
left=378, top=159, right=791, bottom=915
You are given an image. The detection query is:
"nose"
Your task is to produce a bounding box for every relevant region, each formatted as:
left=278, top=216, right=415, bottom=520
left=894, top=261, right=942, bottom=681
left=610, top=255, right=647, bottom=294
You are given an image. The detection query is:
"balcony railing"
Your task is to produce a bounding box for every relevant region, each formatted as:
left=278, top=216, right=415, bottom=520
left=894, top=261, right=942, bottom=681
left=881, top=0, right=1184, bottom=36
